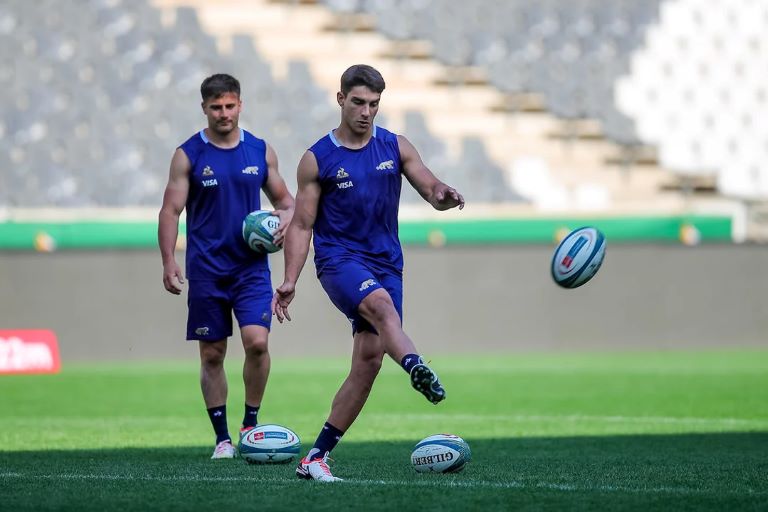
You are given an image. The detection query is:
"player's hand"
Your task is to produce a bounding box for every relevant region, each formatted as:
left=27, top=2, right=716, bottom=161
left=272, top=209, right=294, bottom=247
left=162, top=262, right=185, bottom=295
left=272, top=281, right=296, bottom=323
left=434, top=185, right=465, bottom=211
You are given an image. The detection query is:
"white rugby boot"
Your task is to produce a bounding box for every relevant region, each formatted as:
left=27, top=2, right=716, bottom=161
left=295, top=452, right=343, bottom=482
left=210, top=439, right=236, bottom=459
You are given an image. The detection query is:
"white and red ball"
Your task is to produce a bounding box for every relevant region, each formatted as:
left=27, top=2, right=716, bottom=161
left=238, top=424, right=300, bottom=464
left=411, top=434, right=471, bottom=473
left=551, top=226, right=606, bottom=289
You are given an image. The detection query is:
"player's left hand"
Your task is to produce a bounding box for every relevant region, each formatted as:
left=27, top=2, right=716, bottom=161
left=272, top=281, right=296, bottom=323
left=434, top=185, right=465, bottom=211
left=272, top=209, right=294, bottom=246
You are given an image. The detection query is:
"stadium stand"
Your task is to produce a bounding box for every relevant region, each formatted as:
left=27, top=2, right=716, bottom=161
left=2, top=0, right=525, bottom=207
left=2, top=0, right=766, bottom=218
left=318, top=0, right=766, bottom=207
left=321, top=0, right=661, bottom=138
left=149, top=0, right=682, bottom=211
left=615, top=0, right=768, bottom=200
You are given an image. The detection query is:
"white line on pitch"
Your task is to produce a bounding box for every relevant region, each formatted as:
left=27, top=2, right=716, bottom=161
left=0, top=472, right=762, bottom=497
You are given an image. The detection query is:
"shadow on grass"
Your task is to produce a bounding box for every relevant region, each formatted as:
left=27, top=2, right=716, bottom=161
left=1, top=432, right=766, bottom=511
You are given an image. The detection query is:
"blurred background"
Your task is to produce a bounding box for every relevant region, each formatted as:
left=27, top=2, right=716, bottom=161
left=2, top=0, right=767, bottom=216
left=0, top=0, right=766, bottom=361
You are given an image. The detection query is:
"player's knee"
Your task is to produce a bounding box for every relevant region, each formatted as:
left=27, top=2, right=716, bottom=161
left=200, top=343, right=226, bottom=367
left=241, top=325, right=269, bottom=357
left=243, top=335, right=268, bottom=357
left=358, top=291, right=397, bottom=327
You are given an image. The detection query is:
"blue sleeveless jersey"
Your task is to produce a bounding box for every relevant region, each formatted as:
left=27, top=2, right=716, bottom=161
left=310, top=125, right=403, bottom=273
left=180, top=128, right=269, bottom=279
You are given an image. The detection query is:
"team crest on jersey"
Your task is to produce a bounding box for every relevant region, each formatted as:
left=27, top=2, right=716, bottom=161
left=336, top=168, right=353, bottom=189
left=376, top=160, right=394, bottom=171
left=242, top=166, right=259, bottom=175
left=202, top=165, right=214, bottom=176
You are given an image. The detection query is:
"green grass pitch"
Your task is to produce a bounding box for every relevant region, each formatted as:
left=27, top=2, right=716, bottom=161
left=1, top=350, right=767, bottom=511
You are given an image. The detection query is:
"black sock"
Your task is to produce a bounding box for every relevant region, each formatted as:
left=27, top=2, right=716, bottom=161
left=242, top=404, right=260, bottom=429
left=306, top=422, right=344, bottom=461
left=206, top=405, right=230, bottom=444
left=400, top=353, right=423, bottom=374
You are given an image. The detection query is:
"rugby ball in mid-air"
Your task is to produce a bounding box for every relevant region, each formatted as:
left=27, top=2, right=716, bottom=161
left=411, top=434, right=471, bottom=473
left=242, top=210, right=281, bottom=253
left=238, top=424, right=301, bottom=464
left=551, top=226, right=606, bottom=289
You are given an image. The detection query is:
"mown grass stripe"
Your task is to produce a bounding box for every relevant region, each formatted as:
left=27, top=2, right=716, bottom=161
left=365, top=413, right=768, bottom=427
left=3, top=414, right=766, bottom=428
left=1, top=472, right=762, bottom=497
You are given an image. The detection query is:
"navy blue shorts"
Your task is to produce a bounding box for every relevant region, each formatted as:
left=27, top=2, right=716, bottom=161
left=186, top=269, right=273, bottom=341
left=317, top=259, right=402, bottom=334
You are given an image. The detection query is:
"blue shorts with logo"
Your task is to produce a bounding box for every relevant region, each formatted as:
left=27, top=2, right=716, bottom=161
left=186, top=268, right=273, bottom=341
left=317, top=258, right=403, bottom=335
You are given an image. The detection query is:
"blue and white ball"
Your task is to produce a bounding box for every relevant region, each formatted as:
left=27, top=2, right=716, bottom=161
left=238, top=424, right=301, bottom=464
left=551, top=226, right=606, bottom=289
left=242, top=210, right=281, bottom=254
left=411, top=434, right=471, bottom=473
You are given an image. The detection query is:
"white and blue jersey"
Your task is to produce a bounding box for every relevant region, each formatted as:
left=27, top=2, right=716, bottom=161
left=310, top=125, right=403, bottom=274
left=180, top=128, right=269, bottom=279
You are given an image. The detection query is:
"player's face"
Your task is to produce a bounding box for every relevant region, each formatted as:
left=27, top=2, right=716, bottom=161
left=339, top=86, right=380, bottom=135
left=202, top=92, right=241, bottom=136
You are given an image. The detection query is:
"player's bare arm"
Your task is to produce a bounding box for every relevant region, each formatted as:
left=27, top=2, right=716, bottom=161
left=272, top=150, right=321, bottom=323
left=398, top=135, right=465, bottom=211
left=262, top=143, right=295, bottom=246
left=158, top=148, right=191, bottom=295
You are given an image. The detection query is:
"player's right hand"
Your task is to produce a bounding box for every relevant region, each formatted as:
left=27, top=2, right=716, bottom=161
left=272, top=282, right=295, bottom=323
left=162, top=262, right=185, bottom=295
left=271, top=208, right=294, bottom=247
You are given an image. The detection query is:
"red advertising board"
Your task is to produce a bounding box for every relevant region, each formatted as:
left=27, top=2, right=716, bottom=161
left=0, top=330, right=61, bottom=374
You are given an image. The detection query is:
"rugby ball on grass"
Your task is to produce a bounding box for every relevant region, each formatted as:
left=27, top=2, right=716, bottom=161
left=242, top=210, right=281, bottom=254
left=239, top=424, right=300, bottom=464
left=551, top=226, right=606, bottom=289
left=411, top=434, right=471, bottom=473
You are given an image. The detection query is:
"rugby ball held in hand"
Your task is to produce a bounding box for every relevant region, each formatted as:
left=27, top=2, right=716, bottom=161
left=411, top=434, right=471, bottom=473
left=239, top=424, right=301, bottom=464
left=242, top=210, right=281, bottom=253
left=551, top=226, right=606, bottom=288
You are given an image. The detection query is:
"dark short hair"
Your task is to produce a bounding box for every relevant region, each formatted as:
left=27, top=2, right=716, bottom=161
left=340, top=64, right=385, bottom=94
left=200, top=74, right=241, bottom=101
